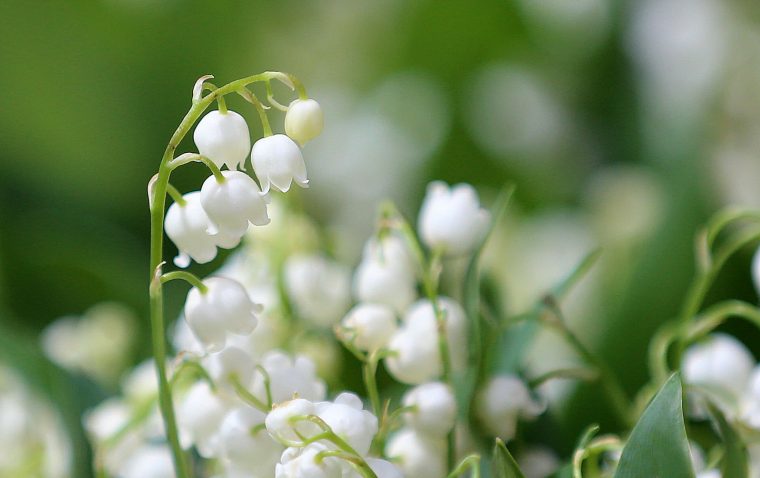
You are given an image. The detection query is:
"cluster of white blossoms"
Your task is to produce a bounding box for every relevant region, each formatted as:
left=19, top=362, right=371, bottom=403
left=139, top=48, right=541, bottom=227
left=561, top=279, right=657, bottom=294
left=166, top=97, right=323, bottom=268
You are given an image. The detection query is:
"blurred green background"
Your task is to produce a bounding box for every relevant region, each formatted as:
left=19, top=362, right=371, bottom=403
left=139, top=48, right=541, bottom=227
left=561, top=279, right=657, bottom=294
left=2, top=0, right=760, bottom=475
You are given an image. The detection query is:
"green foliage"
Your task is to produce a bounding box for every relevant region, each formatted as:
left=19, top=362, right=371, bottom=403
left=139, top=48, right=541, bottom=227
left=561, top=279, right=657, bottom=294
left=614, top=374, right=694, bottom=478
left=491, top=438, right=526, bottom=478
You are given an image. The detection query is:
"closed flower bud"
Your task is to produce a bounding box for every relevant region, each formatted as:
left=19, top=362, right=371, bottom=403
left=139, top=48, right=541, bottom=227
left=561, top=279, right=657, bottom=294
left=253, top=351, right=327, bottom=405
left=265, top=398, right=319, bottom=442
left=217, top=407, right=283, bottom=474
left=353, top=235, right=417, bottom=313
left=177, top=382, right=228, bottom=457
left=683, top=333, right=754, bottom=410
left=475, top=375, right=545, bottom=440
left=340, top=303, right=397, bottom=352
left=384, top=297, right=467, bottom=384
left=285, top=99, right=324, bottom=145
left=402, top=382, right=457, bottom=437
left=284, top=254, right=351, bottom=327
left=385, top=428, right=446, bottom=478
left=315, top=393, right=378, bottom=456
left=418, top=181, right=491, bottom=256
left=184, top=277, right=260, bottom=352
left=251, top=134, right=308, bottom=193
left=276, top=443, right=343, bottom=478
left=201, top=170, right=270, bottom=237
left=194, top=110, right=251, bottom=171
left=165, top=192, right=241, bottom=268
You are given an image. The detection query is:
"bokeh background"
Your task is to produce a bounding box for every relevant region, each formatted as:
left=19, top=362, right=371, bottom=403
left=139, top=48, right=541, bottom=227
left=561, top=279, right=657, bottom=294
left=2, top=0, right=760, bottom=475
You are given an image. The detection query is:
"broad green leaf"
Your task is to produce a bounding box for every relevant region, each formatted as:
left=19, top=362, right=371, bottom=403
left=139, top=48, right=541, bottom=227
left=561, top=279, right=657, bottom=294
left=491, top=438, right=526, bottom=478
left=707, top=403, right=748, bottom=477
left=614, top=373, right=695, bottom=478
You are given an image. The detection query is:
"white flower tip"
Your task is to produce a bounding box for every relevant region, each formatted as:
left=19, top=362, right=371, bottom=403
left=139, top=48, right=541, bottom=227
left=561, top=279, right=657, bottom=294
left=174, top=253, right=191, bottom=269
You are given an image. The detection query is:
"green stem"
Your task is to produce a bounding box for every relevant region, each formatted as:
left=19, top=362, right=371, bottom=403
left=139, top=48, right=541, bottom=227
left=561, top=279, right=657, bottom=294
left=237, top=87, right=273, bottom=136
left=230, top=375, right=269, bottom=412
left=447, top=454, right=481, bottom=478
left=362, top=355, right=382, bottom=419
left=166, top=183, right=186, bottom=206
left=167, top=153, right=225, bottom=183
left=543, top=298, right=632, bottom=427
left=161, top=270, right=207, bottom=293
left=148, top=71, right=305, bottom=478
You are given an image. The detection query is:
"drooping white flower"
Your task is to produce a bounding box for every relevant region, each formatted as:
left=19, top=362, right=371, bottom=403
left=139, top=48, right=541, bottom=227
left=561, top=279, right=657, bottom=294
left=418, top=181, right=491, bottom=256
left=200, top=171, right=270, bottom=237
left=354, top=235, right=417, bottom=313
left=184, top=277, right=260, bottom=352
left=194, top=110, right=251, bottom=171
left=285, top=99, right=324, bottom=145
left=384, top=297, right=467, bottom=384
left=165, top=191, right=242, bottom=267
left=284, top=254, right=351, bottom=327
left=683, top=333, right=755, bottom=415
left=340, top=303, right=397, bottom=352
left=365, top=458, right=404, bottom=478
left=251, top=134, right=308, bottom=193
left=203, top=346, right=256, bottom=391
left=739, top=365, right=760, bottom=428
left=253, top=351, right=327, bottom=405
left=177, top=382, right=228, bottom=457
left=83, top=399, right=141, bottom=473
left=265, top=398, right=320, bottom=443
left=118, top=444, right=175, bottom=478
left=402, top=382, right=457, bottom=437
left=276, top=443, right=344, bottom=478
left=217, top=406, right=283, bottom=475
left=315, top=393, right=378, bottom=456
left=475, top=374, right=545, bottom=440
left=385, top=428, right=446, bottom=478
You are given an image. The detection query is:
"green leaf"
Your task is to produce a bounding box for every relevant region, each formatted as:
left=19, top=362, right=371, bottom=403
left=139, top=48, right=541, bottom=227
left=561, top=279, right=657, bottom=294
left=491, top=438, right=526, bottom=478
left=614, top=373, right=695, bottom=478
left=707, top=403, right=748, bottom=477
left=572, top=424, right=600, bottom=478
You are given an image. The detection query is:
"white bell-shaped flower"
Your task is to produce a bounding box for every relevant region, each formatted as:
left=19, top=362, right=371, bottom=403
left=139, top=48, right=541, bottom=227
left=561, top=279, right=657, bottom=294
left=384, top=297, right=467, bottom=384
left=177, top=381, right=228, bottom=457
left=315, top=393, right=378, bottom=456
left=251, top=134, right=308, bottom=193
left=285, top=99, right=324, bottom=145
left=254, top=351, right=327, bottom=405
left=165, top=191, right=241, bottom=267
left=365, top=458, right=404, bottom=478
left=184, top=277, right=260, bottom=352
left=353, top=235, right=417, bottom=313
left=217, top=406, right=283, bottom=474
left=275, top=443, right=344, bottom=478
left=265, top=398, right=320, bottom=442
left=385, top=428, right=446, bottom=478
left=683, top=333, right=754, bottom=413
left=119, top=445, right=175, bottom=478
left=340, top=303, right=397, bottom=352
left=418, top=181, right=491, bottom=256
left=194, top=110, right=251, bottom=171
left=200, top=171, right=270, bottom=237
left=284, top=254, right=351, bottom=327
left=475, top=374, right=545, bottom=440
left=203, top=346, right=256, bottom=390
left=402, top=382, right=457, bottom=437
left=739, top=366, right=760, bottom=428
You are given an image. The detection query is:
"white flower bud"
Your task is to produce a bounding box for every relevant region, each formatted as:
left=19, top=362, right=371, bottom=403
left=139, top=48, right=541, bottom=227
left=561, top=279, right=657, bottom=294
left=165, top=192, right=241, bottom=267
left=276, top=443, right=344, bottom=478
left=285, top=99, right=324, bottom=145
left=251, top=134, right=308, bottom=193
left=384, top=297, right=467, bottom=384
left=365, top=458, right=404, bottom=478
left=340, top=303, right=397, bottom=352
left=385, top=428, right=446, bottom=478
left=119, top=444, right=175, bottom=478
left=217, top=407, right=283, bottom=474
left=418, top=181, right=491, bottom=256
left=177, top=382, right=228, bottom=457
left=254, top=351, right=327, bottom=405
left=402, top=382, right=457, bottom=437
left=683, top=333, right=754, bottom=409
left=353, top=235, right=417, bottom=313
left=265, top=398, right=319, bottom=442
left=201, top=171, right=270, bottom=237
left=184, top=277, right=260, bottom=352
left=475, top=375, right=545, bottom=440
left=194, top=110, right=251, bottom=171
left=315, top=393, right=378, bottom=456
left=284, top=254, right=351, bottom=327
